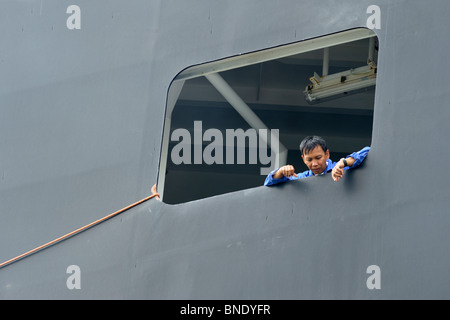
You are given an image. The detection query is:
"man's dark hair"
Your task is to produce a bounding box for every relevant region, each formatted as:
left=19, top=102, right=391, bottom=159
left=299, top=136, right=328, bottom=155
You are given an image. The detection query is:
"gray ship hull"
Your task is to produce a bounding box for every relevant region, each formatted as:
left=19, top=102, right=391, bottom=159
left=1, top=0, right=449, bottom=299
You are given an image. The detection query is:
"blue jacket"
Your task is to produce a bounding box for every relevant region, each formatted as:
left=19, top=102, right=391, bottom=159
left=264, top=146, right=370, bottom=186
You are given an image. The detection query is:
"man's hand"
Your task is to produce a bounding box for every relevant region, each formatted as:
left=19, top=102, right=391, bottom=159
left=332, top=157, right=356, bottom=181
left=273, top=165, right=298, bottom=179
left=332, top=159, right=345, bottom=182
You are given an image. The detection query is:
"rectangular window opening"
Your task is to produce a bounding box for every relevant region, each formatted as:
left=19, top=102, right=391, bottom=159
left=158, top=28, right=378, bottom=204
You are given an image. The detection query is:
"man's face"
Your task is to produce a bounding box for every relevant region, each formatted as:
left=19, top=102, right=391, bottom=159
left=301, top=145, right=330, bottom=175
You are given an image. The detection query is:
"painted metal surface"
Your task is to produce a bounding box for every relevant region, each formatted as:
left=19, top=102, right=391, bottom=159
left=1, top=0, right=450, bottom=299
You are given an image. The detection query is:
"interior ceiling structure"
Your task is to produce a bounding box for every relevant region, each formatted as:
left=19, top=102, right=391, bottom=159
left=175, top=38, right=375, bottom=152
left=163, top=35, right=377, bottom=203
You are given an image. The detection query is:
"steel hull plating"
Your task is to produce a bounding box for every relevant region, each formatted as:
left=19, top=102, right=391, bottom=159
left=1, top=0, right=449, bottom=299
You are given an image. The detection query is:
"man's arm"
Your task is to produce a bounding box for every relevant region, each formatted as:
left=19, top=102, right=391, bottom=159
left=331, top=146, right=370, bottom=182
left=264, top=165, right=299, bottom=186
left=331, top=157, right=355, bottom=182
left=346, top=146, right=370, bottom=168
left=272, top=165, right=298, bottom=179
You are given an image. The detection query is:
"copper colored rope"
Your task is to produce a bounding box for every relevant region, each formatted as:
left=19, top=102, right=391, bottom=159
left=0, top=193, right=160, bottom=269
